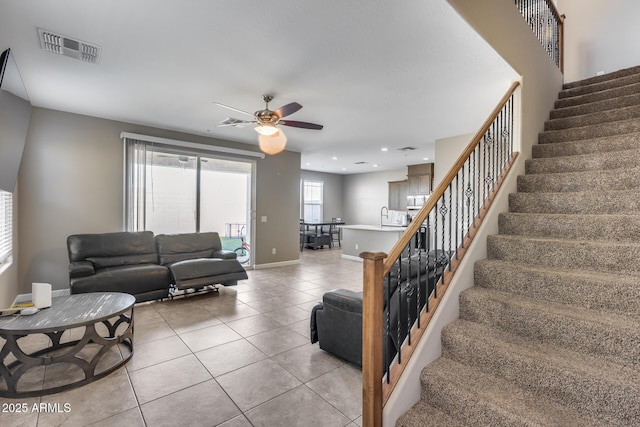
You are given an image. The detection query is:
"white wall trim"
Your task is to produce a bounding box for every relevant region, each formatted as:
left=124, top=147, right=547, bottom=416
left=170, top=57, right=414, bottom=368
left=253, top=259, right=300, bottom=269
left=341, top=254, right=362, bottom=262
left=120, top=132, right=265, bottom=159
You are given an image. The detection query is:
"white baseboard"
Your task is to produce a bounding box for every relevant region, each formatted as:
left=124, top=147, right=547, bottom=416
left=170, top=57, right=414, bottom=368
left=253, top=259, right=300, bottom=270
left=13, top=288, right=70, bottom=305
left=341, top=254, right=363, bottom=262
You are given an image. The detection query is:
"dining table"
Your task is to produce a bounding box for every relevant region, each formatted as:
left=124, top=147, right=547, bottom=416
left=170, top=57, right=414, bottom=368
left=300, top=220, right=345, bottom=250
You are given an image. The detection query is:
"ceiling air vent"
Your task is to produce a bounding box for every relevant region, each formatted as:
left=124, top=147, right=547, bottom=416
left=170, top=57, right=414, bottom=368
left=354, top=161, right=368, bottom=165
left=38, top=28, right=101, bottom=64
left=398, top=146, right=418, bottom=151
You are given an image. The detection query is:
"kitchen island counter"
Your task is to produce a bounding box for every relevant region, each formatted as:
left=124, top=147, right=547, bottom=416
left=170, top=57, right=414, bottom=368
left=341, top=224, right=406, bottom=260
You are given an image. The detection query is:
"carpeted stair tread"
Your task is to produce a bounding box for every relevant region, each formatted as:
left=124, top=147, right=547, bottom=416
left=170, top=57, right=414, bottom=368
left=533, top=131, right=640, bottom=156
left=508, top=189, right=640, bottom=214
left=396, top=400, right=466, bottom=427
left=459, top=286, right=640, bottom=368
left=401, top=65, right=640, bottom=427
left=517, top=165, right=640, bottom=193
left=420, top=357, right=610, bottom=427
left=498, top=212, right=640, bottom=242
left=441, top=320, right=640, bottom=426
left=487, top=234, right=640, bottom=274
left=474, top=259, right=640, bottom=316
left=539, top=117, right=640, bottom=144
left=559, top=72, right=640, bottom=99
left=562, top=64, right=640, bottom=90
left=555, top=81, right=640, bottom=109
left=526, top=147, right=640, bottom=174
left=545, top=103, right=640, bottom=131
left=551, top=91, right=640, bottom=119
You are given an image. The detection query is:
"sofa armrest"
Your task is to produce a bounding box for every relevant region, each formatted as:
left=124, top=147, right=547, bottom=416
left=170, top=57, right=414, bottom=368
left=211, top=249, right=237, bottom=260
left=69, top=261, right=95, bottom=279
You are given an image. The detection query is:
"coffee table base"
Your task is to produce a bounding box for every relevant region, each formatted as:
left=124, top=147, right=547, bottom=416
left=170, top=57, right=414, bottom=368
left=0, top=310, right=133, bottom=398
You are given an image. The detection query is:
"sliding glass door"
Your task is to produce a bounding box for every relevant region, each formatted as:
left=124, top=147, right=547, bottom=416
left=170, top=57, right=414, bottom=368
left=125, top=140, right=253, bottom=264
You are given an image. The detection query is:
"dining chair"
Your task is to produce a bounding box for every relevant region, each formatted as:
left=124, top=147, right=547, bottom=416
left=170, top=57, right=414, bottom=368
left=329, top=217, right=342, bottom=248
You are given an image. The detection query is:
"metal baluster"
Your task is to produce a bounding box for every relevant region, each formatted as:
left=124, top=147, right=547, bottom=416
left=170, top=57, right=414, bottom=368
left=417, top=227, right=422, bottom=328
left=396, top=255, right=402, bottom=365
left=447, top=182, right=453, bottom=269
left=461, top=163, right=465, bottom=248
left=406, top=235, right=412, bottom=347
left=476, top=144, right=481, bottom=220
left=440, top=194, right=447, bottom=281
left=385, top=270, right=391, bottom=383
left=455, top=173, right=460, bottom=259
left=510, top=95, right=514, bottom=156
left=427, top=214, right=433, bottom=303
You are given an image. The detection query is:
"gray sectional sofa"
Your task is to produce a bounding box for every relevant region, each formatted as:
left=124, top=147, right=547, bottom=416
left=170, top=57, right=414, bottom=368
left=67, top=231, right=248, bottom=302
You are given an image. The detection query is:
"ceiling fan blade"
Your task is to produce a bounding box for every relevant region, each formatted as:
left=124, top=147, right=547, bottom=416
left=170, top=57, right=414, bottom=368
left=274, top=102, right=303, bottom=118
left=213, top=102, right=255, bottom=118
left=279, top=120, right=323, bottom=130
left=216, top=117, right=256, bottom=128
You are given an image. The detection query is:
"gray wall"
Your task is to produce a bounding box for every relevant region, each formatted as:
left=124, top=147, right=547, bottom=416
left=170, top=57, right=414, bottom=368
left=342, top=168, right=407, bottom=226
left=433, top=133, right=473, bottom=188
left=300, top=170, right=344, bottom=221
left=17, top=107, right=301, bottom=294
left=560, top=0, right=640, bottom=83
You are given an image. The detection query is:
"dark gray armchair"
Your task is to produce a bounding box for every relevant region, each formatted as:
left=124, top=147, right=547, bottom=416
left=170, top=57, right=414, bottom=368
left=310, top=250, right=451, bottom=366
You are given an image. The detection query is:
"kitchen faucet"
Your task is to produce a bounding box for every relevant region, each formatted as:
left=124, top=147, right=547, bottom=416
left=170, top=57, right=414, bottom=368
left=380, top=205, right=389, bottom=227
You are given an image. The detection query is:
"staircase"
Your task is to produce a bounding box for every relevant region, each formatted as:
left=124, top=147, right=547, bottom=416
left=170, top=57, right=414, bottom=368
left=397, top=67, right=640, bottom=426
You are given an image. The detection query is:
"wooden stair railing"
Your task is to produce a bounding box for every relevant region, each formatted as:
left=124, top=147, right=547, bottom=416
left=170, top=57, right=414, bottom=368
left=361, top=81, right=521, bottom=427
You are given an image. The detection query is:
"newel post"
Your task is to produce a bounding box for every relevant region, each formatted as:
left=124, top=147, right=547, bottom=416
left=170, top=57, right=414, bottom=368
left=361, top=251, right=387, bottom=427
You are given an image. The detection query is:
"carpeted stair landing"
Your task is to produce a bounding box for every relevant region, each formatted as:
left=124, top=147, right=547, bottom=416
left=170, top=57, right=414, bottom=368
left=397, top=66, right=640, bottom=426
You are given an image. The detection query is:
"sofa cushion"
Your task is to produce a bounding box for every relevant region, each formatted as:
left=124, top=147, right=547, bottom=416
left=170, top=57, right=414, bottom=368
left=67, top=231, right=158, bottom=267
left=155, top=232, right=222, bottom=265
left=70, top=264, right=170, bottom=300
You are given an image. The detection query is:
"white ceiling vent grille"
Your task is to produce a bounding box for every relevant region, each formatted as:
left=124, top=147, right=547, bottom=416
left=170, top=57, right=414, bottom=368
left=38, top=28, right=101, bottom=64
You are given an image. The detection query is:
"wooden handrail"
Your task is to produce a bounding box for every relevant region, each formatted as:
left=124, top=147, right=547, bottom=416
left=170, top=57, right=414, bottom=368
left=383, top=80, right=520, bottom=274
left=361, top=81, right=521, bottom=427
left=559, top=13, right=566, bottom=73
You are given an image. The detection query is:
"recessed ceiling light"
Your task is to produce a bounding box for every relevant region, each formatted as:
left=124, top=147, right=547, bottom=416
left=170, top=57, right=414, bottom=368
left=423, top=157, right=429, bottom=161
left=373, top=164, right=379, bottom=168
left=305, top=162, right=311, bottom=166
left=381, top=147, right=388, bottom=152
left=332, top=156, right=338, bottom=160
left=342, top=168, right=347, bottom=171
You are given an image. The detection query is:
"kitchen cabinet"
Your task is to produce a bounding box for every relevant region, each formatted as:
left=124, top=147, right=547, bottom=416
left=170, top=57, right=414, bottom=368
left=407, top=163, right=433, bottom=195
left=388, top=180, right=408, bottom=210
left=408, top=174, right=430, bottom=194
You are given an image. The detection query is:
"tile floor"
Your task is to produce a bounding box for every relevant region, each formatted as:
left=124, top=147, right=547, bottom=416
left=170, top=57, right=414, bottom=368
left=0, top=247, right=365, bottom=427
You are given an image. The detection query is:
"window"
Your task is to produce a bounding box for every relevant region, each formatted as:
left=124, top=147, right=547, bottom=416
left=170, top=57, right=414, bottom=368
left=124, top=138, right=253, bottom=238
left=0, top=190, right=12, bottom=265
left=302, top=180, right=323, bottom=222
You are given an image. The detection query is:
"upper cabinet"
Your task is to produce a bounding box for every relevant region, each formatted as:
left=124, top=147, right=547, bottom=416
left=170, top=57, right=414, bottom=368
left=388, top=180, right=408, bottom=210
left=407, top=163, right=433, bottom=195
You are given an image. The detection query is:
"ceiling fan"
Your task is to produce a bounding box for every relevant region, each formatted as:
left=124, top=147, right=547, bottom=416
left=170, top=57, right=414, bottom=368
left=214, top=94, right=323, bottom=155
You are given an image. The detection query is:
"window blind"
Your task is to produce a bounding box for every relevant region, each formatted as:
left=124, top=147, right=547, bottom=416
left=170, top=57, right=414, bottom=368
left=0, top=190, right=12, bottom=264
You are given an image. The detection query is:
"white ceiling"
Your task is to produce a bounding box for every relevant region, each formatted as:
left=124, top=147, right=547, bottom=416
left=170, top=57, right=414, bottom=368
left=0, top=0, right=517, bottom=174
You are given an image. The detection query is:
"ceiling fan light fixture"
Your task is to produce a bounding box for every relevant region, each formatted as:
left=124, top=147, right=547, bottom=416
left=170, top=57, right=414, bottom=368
left=259, top=130, right=287, bottom=155
left=254, top=123, right=279, bottom=136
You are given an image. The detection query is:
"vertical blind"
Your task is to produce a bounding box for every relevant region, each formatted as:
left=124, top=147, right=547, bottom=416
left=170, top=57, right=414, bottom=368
left=124, top=138, right=148, bottom=231
left=0, top=190, right=12, bottom=264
